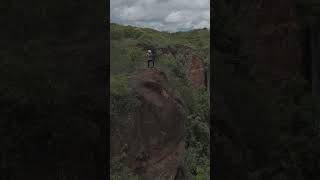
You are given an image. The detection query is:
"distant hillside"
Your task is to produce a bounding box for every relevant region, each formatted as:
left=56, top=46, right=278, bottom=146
left=110, top=23, right=209, bottom=76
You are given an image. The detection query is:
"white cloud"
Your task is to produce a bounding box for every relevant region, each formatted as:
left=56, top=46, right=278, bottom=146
left=110, top=0, right=210, bottom=32
left=165, top=11, right=185, bottom=23
left=193, top=20, right=210, bottom=29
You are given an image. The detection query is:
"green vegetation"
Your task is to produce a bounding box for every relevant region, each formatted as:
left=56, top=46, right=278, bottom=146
left=110, top=23, right=210, bottom=179
left=184, top=88, right=210, bottom=179
left=110, top=23, right=209, bottom=77
left=110, top=159, right=139, bottom=180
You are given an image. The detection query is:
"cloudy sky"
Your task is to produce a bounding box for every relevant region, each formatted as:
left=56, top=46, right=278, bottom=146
left=111, top=0, right=210, bottom=32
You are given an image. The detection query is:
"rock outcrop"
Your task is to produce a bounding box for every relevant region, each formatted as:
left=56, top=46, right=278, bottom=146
left=157, top=44, right=207, bottom=88
left=124, top=68, right=186, bottom=179
left=185, top=52, right=206, bottom=88
left=137, top=43, right=207, bottom=88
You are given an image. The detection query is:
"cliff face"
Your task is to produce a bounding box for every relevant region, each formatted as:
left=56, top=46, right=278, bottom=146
left=185, top=50, right=206, bottom=88
left=128, top=68, right=186, bottom=179
left=111, top=68, right=186, bottom=179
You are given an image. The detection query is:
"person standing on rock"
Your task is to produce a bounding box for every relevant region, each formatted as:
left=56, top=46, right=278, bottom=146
left=146, top=50, right=154, bottom=68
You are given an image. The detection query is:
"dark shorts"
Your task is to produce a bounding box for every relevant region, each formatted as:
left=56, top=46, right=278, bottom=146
left=148, top=60, right=154, bottom=67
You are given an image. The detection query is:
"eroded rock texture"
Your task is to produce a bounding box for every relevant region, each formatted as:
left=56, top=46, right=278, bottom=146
left=185, top=52, right=206, bottom=88
left=126, top=68, right=186, bottom=180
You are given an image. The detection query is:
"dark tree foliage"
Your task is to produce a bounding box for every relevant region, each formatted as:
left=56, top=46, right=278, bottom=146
left=212, top=0, right=320, bottom=179
left=1, top=1, right=107, bottom=179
